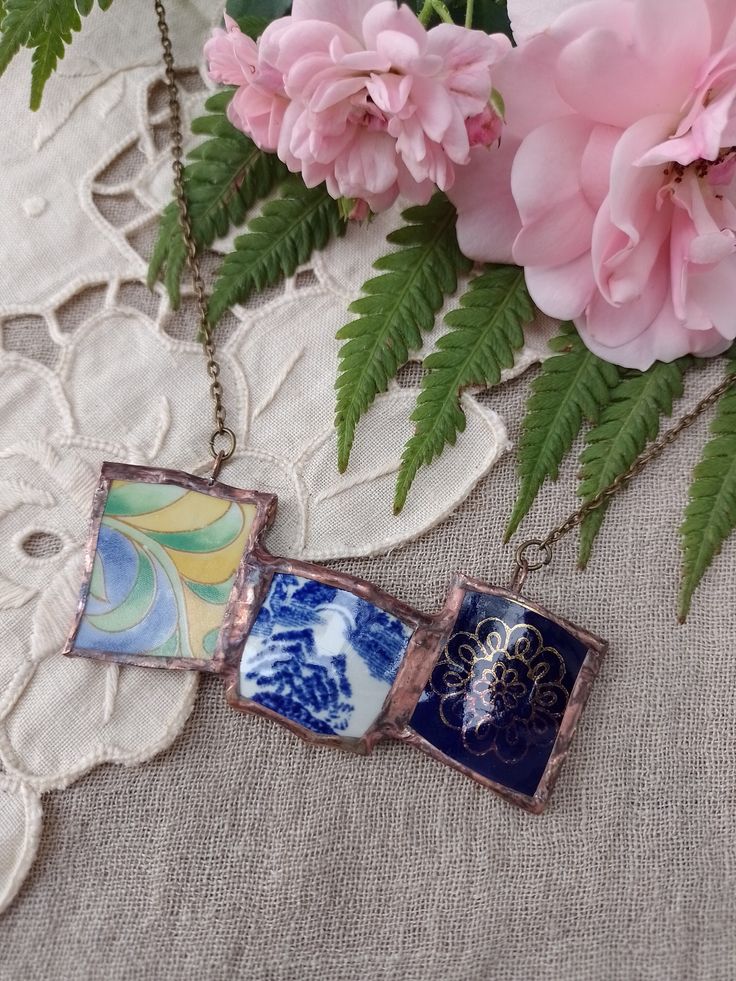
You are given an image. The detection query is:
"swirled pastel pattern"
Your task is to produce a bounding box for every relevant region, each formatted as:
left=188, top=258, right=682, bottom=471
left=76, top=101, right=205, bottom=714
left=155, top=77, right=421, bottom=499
left=76, top=480, right=256, bottom=660
left=410, top=591, right=589, bottom=798
left=239, top=574, right=414, bottom=738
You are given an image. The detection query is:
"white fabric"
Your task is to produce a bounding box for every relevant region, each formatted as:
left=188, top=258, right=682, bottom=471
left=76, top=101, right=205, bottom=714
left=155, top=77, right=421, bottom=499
left=0, top=775, right=41, bottom=915
left=0, top=1, right=544, bottom=913
left=507, top=0, right=585, bottom=40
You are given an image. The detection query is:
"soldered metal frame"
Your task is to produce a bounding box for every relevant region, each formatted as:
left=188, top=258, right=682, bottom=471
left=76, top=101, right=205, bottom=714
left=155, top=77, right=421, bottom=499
left=63, top=462, right=278, bottom=674
left=65, top=472, right=607, bottom=812
left=388, top=572, right=608, bottom=815
left=215, top=546, right=447, bottom=756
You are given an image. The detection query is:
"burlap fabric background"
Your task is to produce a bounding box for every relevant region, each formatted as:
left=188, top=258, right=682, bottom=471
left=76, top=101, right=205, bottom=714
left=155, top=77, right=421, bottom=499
left=3, top=361, right=735, bottom=981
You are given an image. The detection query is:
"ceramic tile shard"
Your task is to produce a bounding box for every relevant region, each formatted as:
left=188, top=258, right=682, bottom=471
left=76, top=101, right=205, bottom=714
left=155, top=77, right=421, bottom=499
left=218, top=550, right=436, bottom=755
left=396, top=575, right=607, bottom=814
left=64, top=463, right=276, bottom=672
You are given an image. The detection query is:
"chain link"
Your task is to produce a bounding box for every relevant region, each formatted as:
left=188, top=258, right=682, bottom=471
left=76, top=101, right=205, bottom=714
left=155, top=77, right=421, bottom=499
left=153, top=0, right=235, bottom=476
left=514, top=371, right=736, bottom=582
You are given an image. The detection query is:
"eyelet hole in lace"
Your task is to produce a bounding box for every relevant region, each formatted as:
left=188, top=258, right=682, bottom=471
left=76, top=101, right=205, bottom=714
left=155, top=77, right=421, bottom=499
left=56, top=285, right=108, bottom=334
left=21, top=532, right=63, bottom=559
left=395, top=361, right=426, bottom=388
left=2, top=316, right=60, bottom=369
left=294, top=269, right=320, bottom=289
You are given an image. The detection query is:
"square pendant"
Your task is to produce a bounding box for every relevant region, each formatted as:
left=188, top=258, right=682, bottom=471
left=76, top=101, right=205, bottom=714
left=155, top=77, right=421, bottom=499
left=64, top=463, right=276, bottom=672
left=218, top=553, right=434, bottom=753
left=397, top=574, right=606, bottom=813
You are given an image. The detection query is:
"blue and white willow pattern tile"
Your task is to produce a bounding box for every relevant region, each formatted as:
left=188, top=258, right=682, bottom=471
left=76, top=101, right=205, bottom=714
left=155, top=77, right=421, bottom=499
left=238, top=573, right=415, bottom=739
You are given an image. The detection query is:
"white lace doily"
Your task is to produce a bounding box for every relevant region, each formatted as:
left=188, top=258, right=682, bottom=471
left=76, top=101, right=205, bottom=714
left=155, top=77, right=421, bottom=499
left=0, top=0, right=549, bottom=912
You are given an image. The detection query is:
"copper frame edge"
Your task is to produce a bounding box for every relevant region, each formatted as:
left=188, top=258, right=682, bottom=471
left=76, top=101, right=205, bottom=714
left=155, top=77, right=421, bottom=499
left=219, top=547, right=434, bottom=755
left=63, top=461, right=278, bottom=674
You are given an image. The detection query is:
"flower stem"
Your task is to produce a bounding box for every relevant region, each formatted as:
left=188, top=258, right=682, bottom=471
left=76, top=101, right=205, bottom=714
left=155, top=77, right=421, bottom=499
left=431, top=0, right=455, bottom=24
left=418, top=0, right=434, bottom=24
left=465, top=0, right=475, bottom=28
left=419, top=0, right=455, bottom=25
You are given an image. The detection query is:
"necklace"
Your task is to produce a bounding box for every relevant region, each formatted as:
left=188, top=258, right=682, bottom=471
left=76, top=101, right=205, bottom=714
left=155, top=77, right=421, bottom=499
left=62, top=0, right=736, bottom=815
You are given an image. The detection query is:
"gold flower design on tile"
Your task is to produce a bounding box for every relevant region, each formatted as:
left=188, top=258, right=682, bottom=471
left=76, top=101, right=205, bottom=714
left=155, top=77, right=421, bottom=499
left=431, top=618, right=570, bottom=764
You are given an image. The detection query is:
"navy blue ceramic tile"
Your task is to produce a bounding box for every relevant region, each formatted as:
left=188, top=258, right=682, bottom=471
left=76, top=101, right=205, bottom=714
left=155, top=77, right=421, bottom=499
left=239, top=573, right=414, bottom=739
left=410, top=591, right=589, bottom=798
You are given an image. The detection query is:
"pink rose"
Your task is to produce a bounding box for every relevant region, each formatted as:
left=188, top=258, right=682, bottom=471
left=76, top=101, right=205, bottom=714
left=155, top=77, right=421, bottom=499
left=205, top=1, right=511, bottom=215
left=451, top=0, right=736, bottom=369
left=204, top=15, right=289, bottom=153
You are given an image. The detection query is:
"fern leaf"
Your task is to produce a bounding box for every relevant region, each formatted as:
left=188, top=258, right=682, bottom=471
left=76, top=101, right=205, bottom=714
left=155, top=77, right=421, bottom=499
left=0, top=0, right=53, bottom=77
left=505, top=322, right=621, bottom=541
left=0, top=0, right=113, bottom=107
left=394, top=264, right=532, bottom=513
left=148, top=88, right=287, bottom=308
left=335, top=193, right=471, bottom=473
left=208, top=177, right=345, bottom=326
left=30, top=1, right=79, bottom=110
left=577, top=359, right=690, bottom=569
left=679, top=359, right=736, bottom=621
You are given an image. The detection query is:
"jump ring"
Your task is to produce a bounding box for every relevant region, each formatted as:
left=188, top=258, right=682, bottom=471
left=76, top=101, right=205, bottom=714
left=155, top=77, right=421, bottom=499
left=209, top=427, right=236, bottom=462
left=514, top=539, right=553, bottom=573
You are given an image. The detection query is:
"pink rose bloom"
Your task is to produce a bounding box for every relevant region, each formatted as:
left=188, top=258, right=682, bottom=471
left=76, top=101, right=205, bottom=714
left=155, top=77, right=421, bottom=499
left=205, top=0, right=510, bottom=214
left=451, top=0, right=736, bottom=369
left=204, top=15, right=289, bottom=153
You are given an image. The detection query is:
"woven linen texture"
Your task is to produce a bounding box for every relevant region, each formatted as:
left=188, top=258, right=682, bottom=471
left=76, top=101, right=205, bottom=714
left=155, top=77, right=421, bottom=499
left=4, top=364, right=736, bottom=981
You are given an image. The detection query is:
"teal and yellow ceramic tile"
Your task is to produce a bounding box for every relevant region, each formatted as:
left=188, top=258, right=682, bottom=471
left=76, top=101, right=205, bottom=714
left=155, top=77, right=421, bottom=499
left=75, top=479, right=257, bottom=661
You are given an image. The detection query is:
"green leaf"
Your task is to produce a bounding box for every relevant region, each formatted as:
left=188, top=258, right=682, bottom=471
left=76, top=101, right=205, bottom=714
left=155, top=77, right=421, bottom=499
left=147, top=88, right=287, bottom=308
left=577, top=359, right=690, bottom=569
left=235, top=14, right=270, bottom=38
left=469, top=0, right=512, bottom=36
left=0, top=0, right=52, bottom=77
left=394, top=264, right=532, bottom=513
left=505, top=322, right=621, bottom=541
left=0, top=0, right=113, bottom=107
left=225, top=0, right=290, bottom=20
left=29, top=1, right=79, bottom=110
left=404, top=0, right=512, bottom=35
left=335, top=193, right=471, bottom=474
left=208, top=177, right=345, bottom=326
left=679, top=359, right=736, bottom=621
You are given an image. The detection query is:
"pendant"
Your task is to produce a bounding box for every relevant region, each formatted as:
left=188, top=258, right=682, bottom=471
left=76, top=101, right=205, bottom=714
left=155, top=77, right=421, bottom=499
left=65, top=463, right=606, bottom=813
left=389, top=574, right=606, bottom=813
left=64, top=463, right=276, bottom=672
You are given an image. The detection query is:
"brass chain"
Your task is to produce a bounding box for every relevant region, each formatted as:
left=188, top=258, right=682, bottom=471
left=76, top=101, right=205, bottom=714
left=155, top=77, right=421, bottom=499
left=514, top=370, right=736, bottom=580
left=154, top=0, right=235, bottom=481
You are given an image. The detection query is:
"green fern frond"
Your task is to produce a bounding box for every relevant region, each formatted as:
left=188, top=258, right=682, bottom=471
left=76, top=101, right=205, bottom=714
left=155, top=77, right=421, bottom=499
left=0, top=0, right=113, bottom=109
left=679, top=358, right=736, bottom=621
left=577, top=359, right=691, bottom=569
left=394, top=264, right=532, bottom=513
left=147, top=88, right=287, bottom=309
left=505, top=322, right=621, bottom=541
left=208, top=177, right=345, bottom=326
left=335, top=193, right=471, bottom=474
